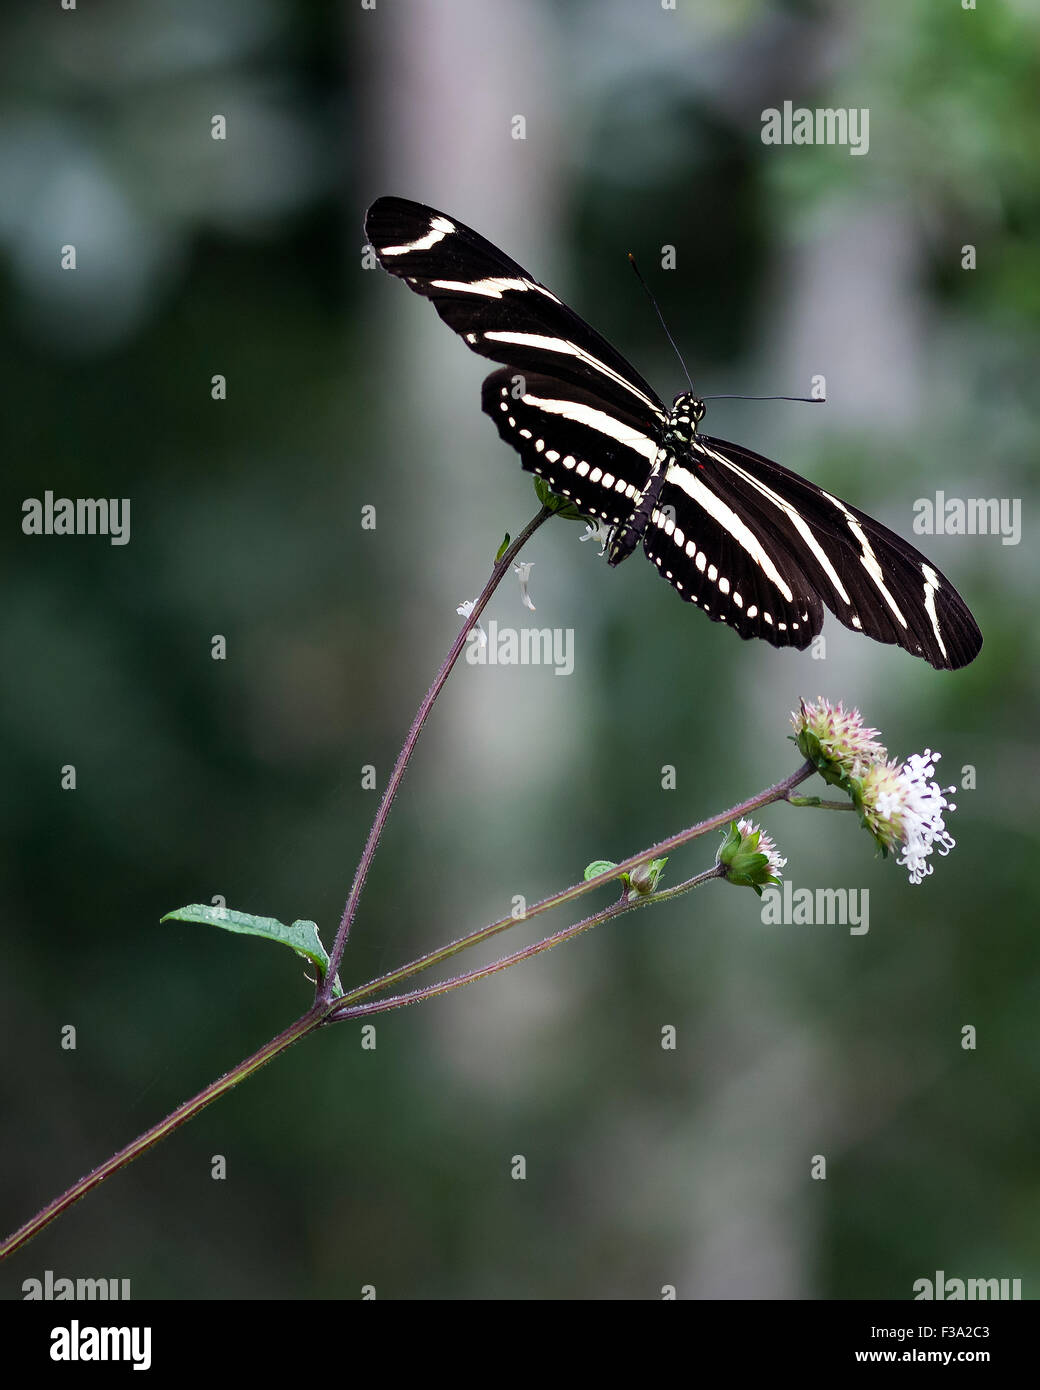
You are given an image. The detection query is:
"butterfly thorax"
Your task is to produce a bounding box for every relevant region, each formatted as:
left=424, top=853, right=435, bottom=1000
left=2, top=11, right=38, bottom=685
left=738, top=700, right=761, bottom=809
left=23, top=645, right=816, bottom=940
left=606, top=393, right=706, bottom=567
left=667, top=392, right=706, bottom=443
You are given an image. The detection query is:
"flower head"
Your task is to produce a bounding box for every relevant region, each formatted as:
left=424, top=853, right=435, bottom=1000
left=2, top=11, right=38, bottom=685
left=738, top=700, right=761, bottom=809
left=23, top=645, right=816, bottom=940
left=860, top=749, right=957, bottom=884
left=717, top=818, right=787, bottom=895
left=791, top=697, right=887, bottom=784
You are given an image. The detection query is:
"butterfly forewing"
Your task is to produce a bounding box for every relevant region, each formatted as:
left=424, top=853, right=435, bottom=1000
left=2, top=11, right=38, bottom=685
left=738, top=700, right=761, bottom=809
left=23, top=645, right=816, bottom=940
left=364, top=195, right=983, bottom=670
left=364, top=196, right=664, bottom=412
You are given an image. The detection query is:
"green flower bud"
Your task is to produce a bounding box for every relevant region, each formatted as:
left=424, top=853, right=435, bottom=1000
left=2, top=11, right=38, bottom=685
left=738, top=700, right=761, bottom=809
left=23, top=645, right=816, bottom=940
left=716, top=819, right=786, bottom=897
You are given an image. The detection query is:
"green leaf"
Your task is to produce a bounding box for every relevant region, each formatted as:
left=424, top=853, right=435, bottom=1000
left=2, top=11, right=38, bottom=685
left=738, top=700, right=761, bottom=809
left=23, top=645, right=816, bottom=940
left=584, top=859, right=620, bottom=882
left=533, top=477, right=586, bottom=521
left=585, top=856, right=669, bottom=899
left=162, top=905, right=344, bottom=998
left=495, top=533, right=511, bottom=562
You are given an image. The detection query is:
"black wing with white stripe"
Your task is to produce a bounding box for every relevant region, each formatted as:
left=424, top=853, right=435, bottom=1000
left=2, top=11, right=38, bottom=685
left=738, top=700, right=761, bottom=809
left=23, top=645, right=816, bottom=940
left=364, top=196, right=664, bottom=414
left=364, top=195, right=982, bottom=670
left=481, top=369, right=661, bottom=527
left=649, top=435, right=980, bottom=666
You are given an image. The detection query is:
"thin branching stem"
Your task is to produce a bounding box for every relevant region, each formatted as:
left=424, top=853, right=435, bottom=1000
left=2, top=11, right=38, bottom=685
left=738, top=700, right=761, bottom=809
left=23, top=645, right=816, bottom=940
left=324, top=759, right=815, bottom=1019
left=331, top=864, right=726, bottom=1022
left=0, top=491, right=823, bottom=1262
left=321, top=505, right=552, bottom=1000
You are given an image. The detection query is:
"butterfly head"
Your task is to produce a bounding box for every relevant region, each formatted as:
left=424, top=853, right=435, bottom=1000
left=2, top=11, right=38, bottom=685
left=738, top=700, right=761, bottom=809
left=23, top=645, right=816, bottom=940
left=668, top=392, right=706, bottom=441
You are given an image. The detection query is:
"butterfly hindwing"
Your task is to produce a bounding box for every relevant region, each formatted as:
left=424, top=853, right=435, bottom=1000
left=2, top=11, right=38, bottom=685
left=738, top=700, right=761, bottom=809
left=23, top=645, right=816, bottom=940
left=481, top=369, right=664, bottom=527
left=647, top=458, right=824, bottom=648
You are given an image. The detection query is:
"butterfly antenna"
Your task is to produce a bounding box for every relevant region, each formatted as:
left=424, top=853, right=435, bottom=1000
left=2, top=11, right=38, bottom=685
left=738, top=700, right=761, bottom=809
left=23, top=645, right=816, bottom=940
left=703, top=393, right=825, bottom=404
left=627, top=253, right=695, bottom=394
left=627, top=255, right=823, bottom=405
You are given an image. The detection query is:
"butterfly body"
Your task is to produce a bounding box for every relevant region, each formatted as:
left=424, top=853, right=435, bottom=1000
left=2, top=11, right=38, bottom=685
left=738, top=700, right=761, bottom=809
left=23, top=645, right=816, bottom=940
left=365, top=196, right=982, bottom=670
left=602, top=392, right=705, bottom=567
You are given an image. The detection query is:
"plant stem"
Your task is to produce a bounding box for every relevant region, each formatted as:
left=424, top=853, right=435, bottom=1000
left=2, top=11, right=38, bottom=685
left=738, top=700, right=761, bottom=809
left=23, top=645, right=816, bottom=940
left=320, top=504, right=552, bottom=1001
left=331, top=864, right=726, bottom=1022
left=0, top=758, right=816, bottom=1261
left=0, top=479, right=826, bottom=1261
left=325, top=760, right=816, bottom=1019
left=0, top=1008, right=322, bottom=1262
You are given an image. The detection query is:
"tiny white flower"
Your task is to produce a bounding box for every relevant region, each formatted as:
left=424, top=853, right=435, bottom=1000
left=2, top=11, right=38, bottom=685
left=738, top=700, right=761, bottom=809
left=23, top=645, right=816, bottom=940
left=456, top=599, right=486, bottom=647
left=513, top=560, right=536, bottom=611
left=580, top=520, right=611, bottom=556
left=736, top=817, right=788, bottom=878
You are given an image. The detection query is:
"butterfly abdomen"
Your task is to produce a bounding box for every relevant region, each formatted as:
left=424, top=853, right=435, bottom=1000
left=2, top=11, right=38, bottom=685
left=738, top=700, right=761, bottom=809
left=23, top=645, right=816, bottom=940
left=607, top=446, right=671, bottom=567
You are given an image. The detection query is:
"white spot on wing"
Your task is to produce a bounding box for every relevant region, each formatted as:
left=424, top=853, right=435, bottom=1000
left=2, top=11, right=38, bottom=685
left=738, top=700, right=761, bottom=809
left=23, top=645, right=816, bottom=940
left=380, top=215, right=457, bottom=256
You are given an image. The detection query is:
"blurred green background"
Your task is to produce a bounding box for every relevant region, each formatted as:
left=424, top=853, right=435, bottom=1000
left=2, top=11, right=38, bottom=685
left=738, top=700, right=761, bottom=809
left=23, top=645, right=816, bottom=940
left=2, top=0, right=1037, bottom=1299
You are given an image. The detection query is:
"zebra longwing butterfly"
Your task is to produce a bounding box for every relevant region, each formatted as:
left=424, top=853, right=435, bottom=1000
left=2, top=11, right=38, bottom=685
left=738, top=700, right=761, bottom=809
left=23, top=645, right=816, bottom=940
left=364, top=196, right=982, bottom=670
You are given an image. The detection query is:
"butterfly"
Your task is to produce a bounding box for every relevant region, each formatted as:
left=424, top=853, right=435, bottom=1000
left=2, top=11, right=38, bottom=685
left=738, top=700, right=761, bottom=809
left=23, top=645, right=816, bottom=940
left=364, top=196, right=982, bottom=670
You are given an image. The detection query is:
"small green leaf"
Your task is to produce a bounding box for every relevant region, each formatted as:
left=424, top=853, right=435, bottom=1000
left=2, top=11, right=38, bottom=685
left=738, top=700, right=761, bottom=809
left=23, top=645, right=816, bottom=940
left=495, top=533, right=511, bottom=562
left=584, top=859, right=620, bottom=882
left=162, top=905, right=344, bottom=998
left=533, top=477, right=586, bottom=521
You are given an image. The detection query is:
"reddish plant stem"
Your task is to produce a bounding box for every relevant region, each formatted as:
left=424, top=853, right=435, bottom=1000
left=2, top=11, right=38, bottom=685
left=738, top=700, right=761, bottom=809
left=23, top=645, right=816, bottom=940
left=320, top=505, right=552, bottom=1002
left=325, top=758, right=817, bottom=1018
